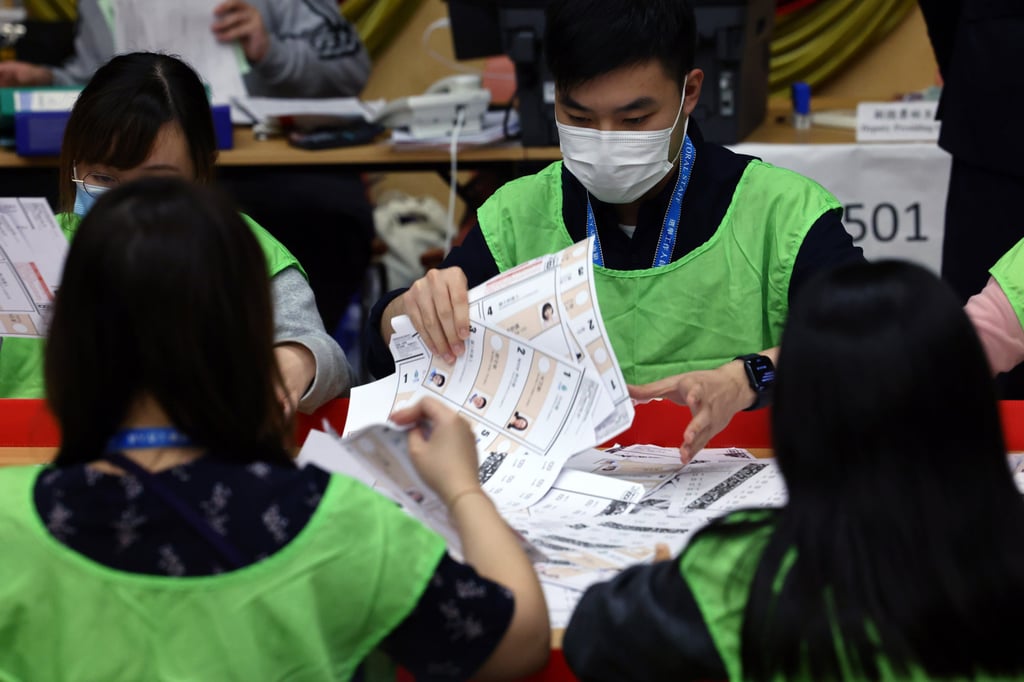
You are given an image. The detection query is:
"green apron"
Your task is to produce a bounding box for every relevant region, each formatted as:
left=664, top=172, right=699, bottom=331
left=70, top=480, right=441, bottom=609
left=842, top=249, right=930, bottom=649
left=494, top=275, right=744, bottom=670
left=0, top=465, right=445, bottom=681
left=681, top=510, right=1016, bottom=681
left=478, top=161, right=840, bottom=384
left=990, top=237, right=1024, bottom=332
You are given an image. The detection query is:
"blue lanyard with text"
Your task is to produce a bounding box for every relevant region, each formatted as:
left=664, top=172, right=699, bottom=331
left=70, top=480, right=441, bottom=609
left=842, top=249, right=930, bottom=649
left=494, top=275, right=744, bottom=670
left=104, top=427, right=195, bottom=453
left=586, top=134, right=697, bottom=268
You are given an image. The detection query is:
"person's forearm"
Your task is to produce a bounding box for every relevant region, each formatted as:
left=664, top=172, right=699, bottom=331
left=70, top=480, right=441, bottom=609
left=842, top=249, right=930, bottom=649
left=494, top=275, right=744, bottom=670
left=271, top=268, right=351, bottom=410
left=248, top=0, right=370, bottom=97
left=379, top=295, right=405, bottom=344
left=450, top=492, right=549, bottom=680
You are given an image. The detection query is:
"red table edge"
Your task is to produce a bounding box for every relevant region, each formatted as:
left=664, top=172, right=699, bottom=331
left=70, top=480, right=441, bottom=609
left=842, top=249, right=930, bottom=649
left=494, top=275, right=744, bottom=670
left=4, top=398, right=1024, bottom=451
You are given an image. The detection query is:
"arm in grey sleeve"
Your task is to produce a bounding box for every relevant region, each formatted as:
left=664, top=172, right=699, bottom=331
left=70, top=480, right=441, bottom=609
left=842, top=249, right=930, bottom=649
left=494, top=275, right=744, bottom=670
left=271, top=266, right=352, bottom=412
left=49, top=0, right=116, bottom=86
left=248, top=0, right=371, bottom=97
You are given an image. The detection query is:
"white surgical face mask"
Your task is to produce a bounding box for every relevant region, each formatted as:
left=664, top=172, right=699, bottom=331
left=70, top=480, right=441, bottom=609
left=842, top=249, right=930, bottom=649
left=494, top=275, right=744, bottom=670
left=557, top=84, right=687, bottom=205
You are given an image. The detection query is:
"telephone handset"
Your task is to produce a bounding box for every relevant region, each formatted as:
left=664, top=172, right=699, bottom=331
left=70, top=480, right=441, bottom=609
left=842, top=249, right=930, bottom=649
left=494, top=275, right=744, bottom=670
left=374, top=74, right=491, bottom=139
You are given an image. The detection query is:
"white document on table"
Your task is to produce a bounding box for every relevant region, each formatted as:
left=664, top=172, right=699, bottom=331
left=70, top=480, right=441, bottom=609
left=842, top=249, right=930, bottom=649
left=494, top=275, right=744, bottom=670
left=0, top=198, right=67, bottom=338
left=235, top=96, right=385, bottom=124
left=110, top=0, right=249, bottom=107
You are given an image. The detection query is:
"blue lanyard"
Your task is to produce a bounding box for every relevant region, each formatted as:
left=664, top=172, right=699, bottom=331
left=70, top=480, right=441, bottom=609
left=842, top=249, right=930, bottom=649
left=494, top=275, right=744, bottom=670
left=586, top=134, right=697, bottom=268
left=104, top=427, right=195, bottom=453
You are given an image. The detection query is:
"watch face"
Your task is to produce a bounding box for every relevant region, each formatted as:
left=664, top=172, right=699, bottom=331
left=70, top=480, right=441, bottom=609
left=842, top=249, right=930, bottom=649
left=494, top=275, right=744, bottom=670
left=747, top=356, right=775, bottom=390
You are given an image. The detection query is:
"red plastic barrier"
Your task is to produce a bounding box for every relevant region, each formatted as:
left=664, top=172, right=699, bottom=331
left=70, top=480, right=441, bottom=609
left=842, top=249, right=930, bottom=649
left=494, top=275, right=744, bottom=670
left=607, top=400, right=773, bottom=450
left=0, top=400, right=60, bottom=446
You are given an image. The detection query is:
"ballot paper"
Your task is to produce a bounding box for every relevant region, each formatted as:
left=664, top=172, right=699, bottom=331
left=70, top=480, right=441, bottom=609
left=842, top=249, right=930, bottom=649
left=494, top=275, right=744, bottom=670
left=299, top=426, right=788, bottom=628
left=347, top=237, right=632, bottom=510
left=110, top=0, right=249, bottom=109
left=467, top=237, right=634, bottom=440
left=0, top=198, right=67, bottom=337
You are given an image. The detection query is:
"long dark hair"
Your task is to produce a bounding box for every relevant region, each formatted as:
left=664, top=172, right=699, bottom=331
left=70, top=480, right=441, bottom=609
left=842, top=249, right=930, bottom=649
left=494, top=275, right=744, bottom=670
left=45, top=178, right=292, bottom=467
left=59, top=52, right=217, bottom=213
left=741, top=260, right=1024, bottom=679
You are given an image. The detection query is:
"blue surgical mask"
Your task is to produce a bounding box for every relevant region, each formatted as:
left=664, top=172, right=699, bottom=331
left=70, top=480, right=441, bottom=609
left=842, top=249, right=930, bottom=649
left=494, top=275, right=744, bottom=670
left=72, top=183, right=109, bottom=217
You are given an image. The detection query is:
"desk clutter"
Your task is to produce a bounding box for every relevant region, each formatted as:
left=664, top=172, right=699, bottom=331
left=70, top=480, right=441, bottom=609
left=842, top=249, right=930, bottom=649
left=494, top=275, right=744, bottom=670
left=0, top=86, right=234, bottom=155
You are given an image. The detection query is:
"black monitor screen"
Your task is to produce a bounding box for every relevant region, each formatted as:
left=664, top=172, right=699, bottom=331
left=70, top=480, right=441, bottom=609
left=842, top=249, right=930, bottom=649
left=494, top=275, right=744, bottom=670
left=447, top=0, right=503, bottom=60
left=447, top=0, right=550, bottom=60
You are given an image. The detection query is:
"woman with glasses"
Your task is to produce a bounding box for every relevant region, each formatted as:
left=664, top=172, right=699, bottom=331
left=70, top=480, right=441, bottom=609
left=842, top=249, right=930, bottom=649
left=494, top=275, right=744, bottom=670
left=0, top=178, right=548, bottom=680
left=563, top=260, right=1024, bottom=681
left=0, top=52, right=349, bottom=413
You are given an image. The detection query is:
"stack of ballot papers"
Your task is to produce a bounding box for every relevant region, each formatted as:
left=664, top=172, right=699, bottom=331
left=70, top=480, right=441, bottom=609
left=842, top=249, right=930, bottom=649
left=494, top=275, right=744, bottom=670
left=299, top=237, right=794, bottom=626
left=0, top=198, right=68, bottom=338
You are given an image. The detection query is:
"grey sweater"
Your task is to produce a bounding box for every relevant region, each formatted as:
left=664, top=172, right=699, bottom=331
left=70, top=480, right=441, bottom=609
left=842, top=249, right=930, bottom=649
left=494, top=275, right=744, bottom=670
left=52, top=0, right=370, bottom=97
left=272, top=266, right=351, bottom=412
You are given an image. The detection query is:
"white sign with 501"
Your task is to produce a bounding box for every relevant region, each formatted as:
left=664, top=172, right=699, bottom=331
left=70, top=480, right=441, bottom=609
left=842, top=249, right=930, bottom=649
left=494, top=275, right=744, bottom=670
left=731, top=143, right=951, bottom=273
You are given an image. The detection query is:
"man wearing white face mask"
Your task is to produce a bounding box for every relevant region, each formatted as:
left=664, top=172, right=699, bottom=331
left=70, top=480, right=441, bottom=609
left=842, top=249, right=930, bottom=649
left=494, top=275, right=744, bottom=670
left=367, top=0, right=863, bottom=461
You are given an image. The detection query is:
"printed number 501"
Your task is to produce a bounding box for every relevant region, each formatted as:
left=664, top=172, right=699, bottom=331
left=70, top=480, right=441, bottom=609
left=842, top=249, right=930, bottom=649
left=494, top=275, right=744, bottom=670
left=844, top=202, right=926, bottom=244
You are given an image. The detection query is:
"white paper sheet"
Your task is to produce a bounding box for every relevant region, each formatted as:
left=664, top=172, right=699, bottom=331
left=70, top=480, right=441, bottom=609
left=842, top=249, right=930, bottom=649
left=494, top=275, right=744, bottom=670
left=0, top=198, right=67, bottom=337
left=110, top=0, right=248, bottom=106
left=234, top=96, right=385, bottom=124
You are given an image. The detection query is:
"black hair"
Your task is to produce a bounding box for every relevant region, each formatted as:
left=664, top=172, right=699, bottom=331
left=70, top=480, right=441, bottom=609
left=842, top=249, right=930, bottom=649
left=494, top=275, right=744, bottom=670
left=46, top=178, right=292, bottom=467
left=738, top=260, right=1024, bottom=678
left=545, top=0, right=696, bottom=93
left=59, top=52, right=217, bottom=213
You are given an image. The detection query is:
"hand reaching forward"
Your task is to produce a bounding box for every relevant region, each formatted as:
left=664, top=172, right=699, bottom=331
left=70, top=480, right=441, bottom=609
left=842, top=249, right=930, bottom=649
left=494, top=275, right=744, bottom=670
left=628, top=359, right=756, bottom=463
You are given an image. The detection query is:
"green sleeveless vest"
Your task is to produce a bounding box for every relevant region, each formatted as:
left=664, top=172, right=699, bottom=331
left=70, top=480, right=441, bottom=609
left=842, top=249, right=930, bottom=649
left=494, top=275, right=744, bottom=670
left=681, top=510, right=1014, bottom=681
left=0, top=465, right=445, bottom=681
left=0, top=213, right=303, bottom=399
left=991, top=237, right=1024, bottom=330
left=478, top=161, right=841, bottom=384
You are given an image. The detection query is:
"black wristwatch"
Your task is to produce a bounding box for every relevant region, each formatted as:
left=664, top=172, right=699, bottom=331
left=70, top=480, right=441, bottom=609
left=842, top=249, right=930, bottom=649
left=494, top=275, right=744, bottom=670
left=735, top=353, right=775, bottom=411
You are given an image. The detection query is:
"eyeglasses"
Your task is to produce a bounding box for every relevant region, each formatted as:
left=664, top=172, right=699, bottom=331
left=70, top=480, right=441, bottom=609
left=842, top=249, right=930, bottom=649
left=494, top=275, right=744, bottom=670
left=71, top=164, right=119, bottom=197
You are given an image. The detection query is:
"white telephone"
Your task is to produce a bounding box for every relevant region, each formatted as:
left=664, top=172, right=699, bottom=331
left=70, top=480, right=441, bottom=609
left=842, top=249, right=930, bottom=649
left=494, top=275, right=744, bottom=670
left=374, top=75, right=491, bottom=140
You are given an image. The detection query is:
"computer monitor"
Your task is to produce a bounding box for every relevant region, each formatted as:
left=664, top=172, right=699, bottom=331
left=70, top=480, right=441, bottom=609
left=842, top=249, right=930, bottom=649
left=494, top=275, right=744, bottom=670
left=447, top=0, right=557, bottom=146
left=445, top=0, right=773, bottom=146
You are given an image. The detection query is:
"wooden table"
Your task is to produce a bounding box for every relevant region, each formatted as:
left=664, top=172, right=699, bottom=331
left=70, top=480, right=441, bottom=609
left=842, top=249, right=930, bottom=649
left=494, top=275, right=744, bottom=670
left=0, top=96, right=859, bottom=172
left=0, top=128, right=541, bottom=171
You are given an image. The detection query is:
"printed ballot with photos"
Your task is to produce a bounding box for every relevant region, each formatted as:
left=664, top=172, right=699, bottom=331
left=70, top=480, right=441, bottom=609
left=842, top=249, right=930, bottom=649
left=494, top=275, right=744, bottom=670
left=299, top=238, right=789, bottom=628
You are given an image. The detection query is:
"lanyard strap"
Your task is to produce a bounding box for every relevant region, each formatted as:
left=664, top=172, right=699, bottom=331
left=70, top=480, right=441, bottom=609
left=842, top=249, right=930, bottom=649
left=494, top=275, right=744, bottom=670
left=105, top=427, right=195, bottom=453
left=101, top=450, right=247, bottom=570
left=586, top=134, right=697, bottom=268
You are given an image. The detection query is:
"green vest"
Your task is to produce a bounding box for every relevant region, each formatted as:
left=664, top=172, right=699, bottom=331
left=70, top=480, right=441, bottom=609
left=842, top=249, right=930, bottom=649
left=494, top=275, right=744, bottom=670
left=681, top=510, right=1014, bottom=681
left=0, top=465, right=445, bottom=681
left=478, top=161, right=840, bottom=384
left=991, top=237, right=1024, bottom=330
left=0, top=213, right=302, bottom=399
